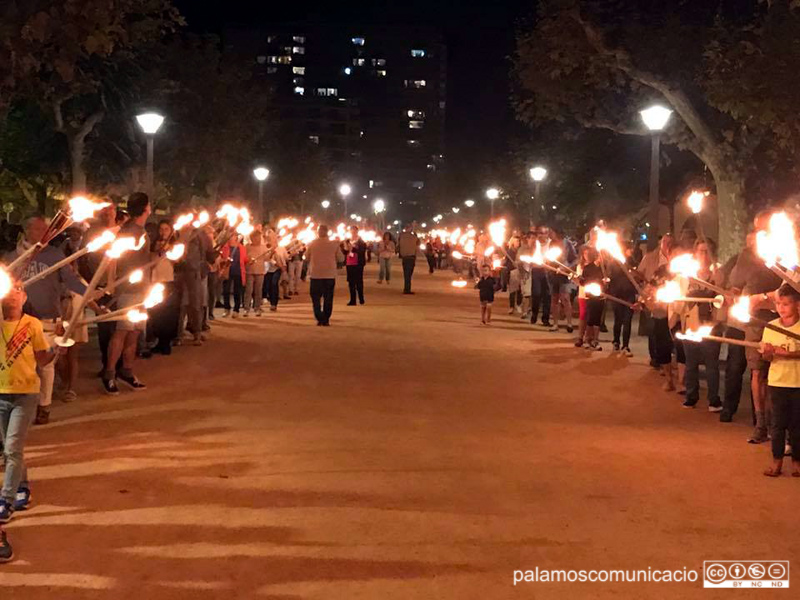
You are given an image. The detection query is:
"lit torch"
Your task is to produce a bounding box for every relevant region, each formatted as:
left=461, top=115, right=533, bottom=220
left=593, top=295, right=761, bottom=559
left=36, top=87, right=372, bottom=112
left=22, top=229, right=117, bottom=289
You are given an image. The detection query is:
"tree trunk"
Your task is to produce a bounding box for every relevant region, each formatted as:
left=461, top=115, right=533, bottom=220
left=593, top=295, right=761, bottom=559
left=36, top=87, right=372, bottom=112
left=714, top=175, right=748, bottom=262
left=69, top=137, right=87, bottom=194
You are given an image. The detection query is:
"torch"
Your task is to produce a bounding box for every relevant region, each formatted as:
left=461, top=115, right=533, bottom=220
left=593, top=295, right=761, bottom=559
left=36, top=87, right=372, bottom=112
left=22, top=230, right=117, bottom=289
left=668, top=253, right=728, bottom=296
left=584, top=282, right=638, bottom=309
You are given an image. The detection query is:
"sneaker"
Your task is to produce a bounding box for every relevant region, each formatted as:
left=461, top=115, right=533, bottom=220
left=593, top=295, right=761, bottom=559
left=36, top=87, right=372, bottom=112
left=62, top=390, right=78, bottom=403
left=599, top=324, right=608, bottom=333
left=13, top=488, right=31, bottom=512
left=548, top=325, right=559, bottom=332
left=0, top=529, right=12, bottom=563
left=201, top=323, right=211, bottom=331
left=0, top=501, right=14, bottom=524
left=507, top=308, right=515, bottom=315
left=117, top=373, right=146, bottom=391
left=34, top=406, right=50, bottom=425
left=101, top=377, right=119, bottom=395
left=243, top=310, right=250, bottom=317
left=541, top=321, right=552, bottom=328
left=747, top=427, right=769, bottom=444
left=613, top=342, right=620, bottom=352
left=591, top=342, right=602, bottom=352
left=232, top=311, right=239, bottom=319
left=785, top=443, right=793, bottom=457
left=574, top=340, right=584, bottom=348
left=566, top=325, right=574, bottom=333
left=347, top=302, right=357, bottom=306
left=708, top=404, right=723, bottom=413
left=222, top=310, right=230, bottom=318
left=270, top=306, right=277, bottom=312
left=255, top=310, right=263, bottom=317
left=622, top=347, right=633, bottom=358
left=682, top=400, right=697, bottom=409
left=191, top=335, right=203, bottom=347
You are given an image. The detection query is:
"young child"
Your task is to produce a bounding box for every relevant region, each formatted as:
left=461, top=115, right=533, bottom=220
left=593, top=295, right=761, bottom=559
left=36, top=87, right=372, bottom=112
left=475, top=264, right=499, bottom=325
left=0, top=280, right=65, bottom=556
left=578, top=246, right=605, bottom=351
left=759, top=283, right=800, bottom=478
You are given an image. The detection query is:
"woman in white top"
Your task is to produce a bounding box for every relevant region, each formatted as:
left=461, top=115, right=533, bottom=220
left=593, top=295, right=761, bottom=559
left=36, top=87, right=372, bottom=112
left=377, top=231, right=396, bottom=283
left=149, top=219, right=179, bottom=354
left=262, top=230, right=288, bottom=311
left=243, top=230, right=267, bottom=317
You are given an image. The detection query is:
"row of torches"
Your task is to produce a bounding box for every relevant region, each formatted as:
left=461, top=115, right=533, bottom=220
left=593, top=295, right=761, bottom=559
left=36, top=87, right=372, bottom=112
left=448, top=198, right=800, bottom=347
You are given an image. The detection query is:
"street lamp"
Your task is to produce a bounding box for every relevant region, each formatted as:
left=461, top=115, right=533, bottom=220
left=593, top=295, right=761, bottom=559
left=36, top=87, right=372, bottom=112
left=640, top=104, right=672, bottom=248
left=253, top=166, right=270, bottom=219
left=339, top=183, right=352, bottom=218
left=321, top=200, right=330, bottom=209
left=485, top=187, right=500, bottom=218
left=373, top=198, right=386, bottom=229
left=529, top=166, right=547, bottom=226
left=464, top=199, right=475, bottom=208
left=136, top=112, right=165, bottom=198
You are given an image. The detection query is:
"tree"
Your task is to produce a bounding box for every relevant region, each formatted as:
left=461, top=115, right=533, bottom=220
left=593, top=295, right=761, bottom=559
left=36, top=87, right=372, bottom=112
left=0, top=0, right=183, bottom=192
left=513, top=0, right=800, bottom=258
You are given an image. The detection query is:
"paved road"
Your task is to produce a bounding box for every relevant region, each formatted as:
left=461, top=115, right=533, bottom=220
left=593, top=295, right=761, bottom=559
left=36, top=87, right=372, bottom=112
left=1, top=265, right=795, bottom=599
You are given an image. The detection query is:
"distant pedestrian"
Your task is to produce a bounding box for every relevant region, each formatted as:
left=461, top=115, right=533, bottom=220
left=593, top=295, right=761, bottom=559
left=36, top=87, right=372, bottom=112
left=306, top=225, right=344, bottom=326
left=345, top=226, right=367, bottom=306
left=398, top=224, right=419, bottom=295
left=475, top=264, right=499, bottom=325
left=377, top=231, right=395, bottom=284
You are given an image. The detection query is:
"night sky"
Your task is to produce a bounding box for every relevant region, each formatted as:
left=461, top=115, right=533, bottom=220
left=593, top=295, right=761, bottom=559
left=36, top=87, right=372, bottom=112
left=175, top=0, right=535, bottom=195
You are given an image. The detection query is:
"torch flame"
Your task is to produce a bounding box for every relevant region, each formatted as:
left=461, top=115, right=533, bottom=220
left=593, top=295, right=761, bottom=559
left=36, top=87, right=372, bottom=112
left=452, top=250, right=464, bottom=259
left=676, top=325, right=713, bottom=342
left=192, top=211, right=210, bottom=228
left=68, top=196, right=110, bottom=222
left=236, top=221, right=254, bottom=236
left=451, top=279, right=467, bottom=288
left=0, top=267, right=11, bottom=299
left=730, top=296, right=752, bottom=323
left=86, top=230, right=116, bottom=252
left=484, top=245, right=495, bottom=257
left=279, top=234, right=294, bottom=247
left=584, top=282, right=603, bottom=297
left=126, top=309, right=148, bottom=323
left=128, top=269, right=143, bottom=285
left=531, top=240, right=545, bottom=265
left=143, top=283, right=166, bottom=309
left=173, top=212, right=195, bottom=231
left=687, top=191, right=707, bottom=214
left=106, top=235, right=146, bottom=259
left=595, top=228, right=626, bottom=262
left=488, top=218, right=507, bottom=248
left=669, top=253, right=700, bottom=279
left=655, top=280, right=682, bottom=303
left=756, top=211, right=799, bottom=269
left=545, top=246, right=563, bottom=262
left=166, top=244, right=185, bottom=261
left=492, top=258, right=502, bottom=269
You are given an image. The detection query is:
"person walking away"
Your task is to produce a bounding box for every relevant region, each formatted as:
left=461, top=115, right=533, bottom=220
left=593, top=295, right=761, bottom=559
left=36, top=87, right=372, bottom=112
left=682, top=238, right=724, bottom=410
left=221, top=235, right=247, bottom=318
left=0, top=281, right=66, bottom=525
left=377, top=232, right=395, bottom=284
left=398, top=224, right=419, bottom=295
left=475, top=264, right=499, bottom=325
left=306, top=225, right=343, bottom=326
left=345, top=226, right=367, bottom=305
left=6, top=216, right=87, bottom=422
left=243, top=230, right=266, bottom=317
left=103, top=192, right=151, bottom=394
left=759, top=284, right=800, bottom=477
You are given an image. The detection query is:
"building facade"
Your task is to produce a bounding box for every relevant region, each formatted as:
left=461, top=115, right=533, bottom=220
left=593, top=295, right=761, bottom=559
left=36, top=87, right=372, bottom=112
left=224, top=23, right=447, bottom=219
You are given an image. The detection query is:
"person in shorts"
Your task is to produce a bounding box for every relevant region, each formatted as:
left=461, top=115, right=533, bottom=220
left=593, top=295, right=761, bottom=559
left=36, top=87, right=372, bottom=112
left=475, top=264, right=498, bottom=325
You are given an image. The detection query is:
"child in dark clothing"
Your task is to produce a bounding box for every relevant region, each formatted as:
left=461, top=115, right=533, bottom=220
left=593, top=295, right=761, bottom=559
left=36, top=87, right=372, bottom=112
left=579, top=247, right=605, bottom=351
left=475, top=264, right=499, bottom=325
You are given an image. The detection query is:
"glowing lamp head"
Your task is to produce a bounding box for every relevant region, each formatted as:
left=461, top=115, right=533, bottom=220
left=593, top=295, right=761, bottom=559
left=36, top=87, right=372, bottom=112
left=529, top=166, right=547, bottom=182
left=253, top=167, right=270, bottom=181
left=451, top=250, right=463, bottom=259
left=166, top=244, right=185, bottom=261
left=492, top=258, right=502, bottom=269
left=68, top=196, right=110, bottom=222
left=321, top=200, right=330, bottom=209
left=486, top=188, right=500, bottom=201
left=640, top=105, right=672, bottom=131
left=136, top=112, right=165, bottom=135
left=373, top=199, right=385, bottom=213
left=545, top=246, right=563, bottom=262
left=174, top=212, right=195, bottom=231
left=464, top=199, right=475, bottom=208
left=339, top=184, right=352, bottom=197
left=484, top=246, right=495, bottom=257
left=452, top=207, right=460, bottom=214
left=192, top=211, right=210, bottom=228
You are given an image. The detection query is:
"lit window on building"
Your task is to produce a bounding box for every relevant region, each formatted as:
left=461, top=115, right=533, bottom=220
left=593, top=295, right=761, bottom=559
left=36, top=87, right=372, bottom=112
left=405, top=79, right=426, bottom=88
left=369, top=180, right=374, bottom=188
left=410, top=181, right=425, bottom=189
left=406, top=109, right=425, bottom=119
left=352, top=37, right=365, bottom=46
left=267, top=67, right=277, bottom=74
left=373, top=181, right=384, bottom=188
left=411, top=49, right=426, bottom=58
left=256, top=55, right=267, bottom=64
left=316, top=88, right=338, bottom=97
left=427, top=164, right=436, bottom=171
left=309, top=135, right=319, bottom=144
left=407, top=140, right=421, bottom=148
left=277, top=56, right=292, bottom=64
left=376, top=70, right=387, bottom=77
left=371, top=58, right=386, bottom=66
left=292, top=46, right=305, bottom=55
left=293, top=36, right=305, bottom=43
left=292, top=66, right=305, bottom=75
left=353, top=58, right=366, bottom=66
left=283, top=46, right=292, bottom=54
left=267, top=56, right=278, bottom=64
left=409, top=120, right=424, bottom=129
left=294, top=86, right=305, bottom=95
left=267, top=35, right=276, bottom=43
left=293, top=77, right=304, bottom=85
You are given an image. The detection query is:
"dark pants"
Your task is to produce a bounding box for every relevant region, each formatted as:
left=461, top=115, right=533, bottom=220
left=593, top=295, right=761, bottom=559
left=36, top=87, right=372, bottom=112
left=97, top=320, right=116, bottom=371
left=723, top=326, right=748, bottom=418
left=426, top=255, right=435, bottom=274
left=346, top=265, right=365, bottom=304
left=223, top=277, right=244, bottom=313
left=612, top=303, right=633, bottom=347
left=509, top=290, right=521, bottom=309
left=530, top=271, right=551, bottom=324
left=310, top=278, right=335, bottom=324
left=769, top=386, right=800, bottom=461
left=402, top=256, right=416, bottom=293
left=151, top=281, right=179, bottom=351
left=264, top=270, right=281, bottom=307
left=207, top=272, right=219, bottom=319
left=685, top=337, right=722, bottom=407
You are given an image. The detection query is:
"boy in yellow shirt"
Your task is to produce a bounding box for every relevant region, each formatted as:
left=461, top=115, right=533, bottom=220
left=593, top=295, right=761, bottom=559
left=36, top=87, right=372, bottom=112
left=760, top=284, right=800, bottom=478
left=0, top=280, right=65, bottom=561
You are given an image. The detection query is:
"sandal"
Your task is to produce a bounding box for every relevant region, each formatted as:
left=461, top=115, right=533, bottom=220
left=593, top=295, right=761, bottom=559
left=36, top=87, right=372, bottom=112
left=763, top=467, right=782, bottom=478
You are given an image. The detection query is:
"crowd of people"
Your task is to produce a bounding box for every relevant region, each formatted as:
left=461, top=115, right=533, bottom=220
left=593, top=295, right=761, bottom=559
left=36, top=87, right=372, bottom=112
left=0, top=194, right=798, bottom=563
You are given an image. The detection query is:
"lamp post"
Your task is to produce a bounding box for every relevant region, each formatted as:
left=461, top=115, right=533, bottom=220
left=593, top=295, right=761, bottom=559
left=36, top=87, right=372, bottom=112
left=339, top=183, right=352, bottom=218
left=485, top=188, right=500, bottom=218
left=529, top=166, right=547, bottom=227
left=640, top=105, right=672, bottom=249
left=253, top=167, right=270, bottom=220
left=136, top=112, right=165, bottom=198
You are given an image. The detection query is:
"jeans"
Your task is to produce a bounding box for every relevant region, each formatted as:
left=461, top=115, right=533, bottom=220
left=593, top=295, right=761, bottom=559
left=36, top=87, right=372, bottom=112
left=243, top=274, right=265, bottom=311
left=98, top=319, right=116, bottom=372
left=206, top=272, right=219, bottom=319
left=0, top=393, right=37, bottom=502
left=530, top=270, right=551, bottom=324
left=346, top=265, right=365, bottom=303
left=426, top=254, right=436, bottom=273
left=182, top=269, right=205, bottom=335
left=402, top=256, right=416, bottom=293
left=310, top=278, right=335, bottom=324
left=288, top=260, right=302, bottom=294
left=684, top=336, right=722, bottom=407
left=769, top=386, right=800, bottom=460
left=379, top=257, right=392, bottom=282
left=264, top=270, right=282, bottom=307
left=612, top=303, right=633, bottom=347
left=223, top=276, right=244, bottom=313
left=723, top=326, right=748, bottom=417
